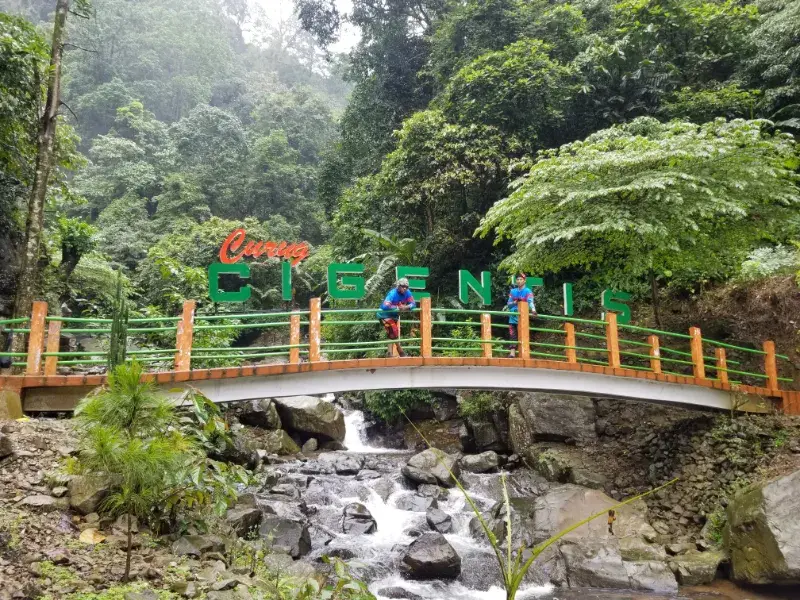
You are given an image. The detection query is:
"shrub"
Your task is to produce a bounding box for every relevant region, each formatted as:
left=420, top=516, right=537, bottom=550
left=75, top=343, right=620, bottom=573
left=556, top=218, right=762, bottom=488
left=364, top=389, right=434, bottom=423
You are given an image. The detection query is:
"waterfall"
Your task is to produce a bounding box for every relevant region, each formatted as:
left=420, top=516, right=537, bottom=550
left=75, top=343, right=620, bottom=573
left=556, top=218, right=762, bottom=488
left=343, top=409, right=405, bottom=454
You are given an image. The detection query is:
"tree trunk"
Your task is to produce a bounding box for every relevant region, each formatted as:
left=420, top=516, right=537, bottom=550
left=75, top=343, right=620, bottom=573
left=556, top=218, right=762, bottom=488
left=650, top=272, right=662, bottom=329
left=124, top=512, right=132, bottom=581
left=11, top=0, right=71, bottom=354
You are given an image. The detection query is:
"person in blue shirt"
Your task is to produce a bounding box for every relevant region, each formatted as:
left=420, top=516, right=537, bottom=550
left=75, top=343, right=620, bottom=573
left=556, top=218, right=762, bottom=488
left=507, top=272, right=536, bottom=358
left=377, top=277, right=416, bottom=357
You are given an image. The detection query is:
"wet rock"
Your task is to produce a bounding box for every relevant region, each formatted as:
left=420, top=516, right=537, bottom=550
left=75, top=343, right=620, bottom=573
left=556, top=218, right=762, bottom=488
left=341, top=502, right=377, bottom=535
left=356, top=469, right=380, bottom=480
left=68, top=475, right=110, bottom=515
left=460, top=451, right=500, bottom=473
left=273, top=396, right=345, bottom=442
left=727, top=468, right=800, bottom=583
left=238, top=399, right=282, bottom=430
left=301, top=438, right=318, bottom=454
left=318, top=452, right=362, bottom=475
left=270, top=483, right=302, bottom=499
left=378, top=587, right=424, bottom=600
left=262, top=430, right=301, bottom=455
left=669, top=550, right=725, bottom=585
left=259, top=516, right=311, bottom=558
left=225, top=506, right=263, bottom=538
left=509, top=393, right=596, bottom=452
left=624, top=560, right=679, bottom=592
left=400, top=532, right=461, bottom=579
left=321, top=440, right=346, bottom=451
left=402, top=448, right=460, bottom=488
left=395, top=494, right=437, bottom=512
left=171, top=535, right=226, bottom=557
left=425, top=507, right=452, bottom=534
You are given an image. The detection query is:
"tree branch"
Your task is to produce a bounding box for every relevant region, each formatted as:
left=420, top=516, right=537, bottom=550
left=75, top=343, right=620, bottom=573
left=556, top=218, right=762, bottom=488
left=63, top=42, right=97, bottom=53
left=59, top=100, right=79, bottom=122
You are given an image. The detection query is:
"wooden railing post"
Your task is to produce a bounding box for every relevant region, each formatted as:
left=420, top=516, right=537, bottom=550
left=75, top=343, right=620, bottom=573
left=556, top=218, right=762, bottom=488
left=605, top=311, right=620, bottom=369
left=715, top=347, right=728, bottom=385
left=564, top=322, right=577, bottom=364
left=309, top=298, right=321, bottom=362
left=517, top=301, right=530, bottom=360
left=174, top=300, right=196, bottom=372
left=481, top=313, right=492, bottom=359
left=689, top=327, right=705, bottom=379
left=44, top=319, right=61, bottom=376
left=764, top=340, right=778, bottom=391
left=648, top=334, right=662, bottom=374
left=289, top=314, right=300, bottom=364
left=420, top=297, right=432, bottom=358
left=26, top=301, right=48, bottom=375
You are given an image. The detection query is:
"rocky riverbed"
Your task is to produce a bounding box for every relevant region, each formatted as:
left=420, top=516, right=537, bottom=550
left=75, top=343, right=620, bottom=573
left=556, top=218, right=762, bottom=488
left=1, top=392, right=800, bottom=599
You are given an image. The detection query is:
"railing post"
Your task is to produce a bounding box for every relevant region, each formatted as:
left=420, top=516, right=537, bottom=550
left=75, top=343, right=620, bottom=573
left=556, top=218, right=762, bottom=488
left=517, top=301, right=530, bottom=360
left=44, top=319, right=61, bottom=376
left=605, top=312, right=620, bottom=368
left=420, top=297, right=432, bottom=358
left=26, top=301, right=48, bottom=375
left=763, top=340, right=778, bottom=391
left=689, top=326, right=705, bottom=379
left=289, top=314, right=300, bottom=364
left=174, top=300, right=196, bottom=372
left=481, top=313, right=492, bottom=359
left=308, top=298, right=321, bottom=362
left=648, top=335, right=662, bottom=374
left=715, top=347, right=728, bottom=385
left=564, top=322, right=577, bottom=364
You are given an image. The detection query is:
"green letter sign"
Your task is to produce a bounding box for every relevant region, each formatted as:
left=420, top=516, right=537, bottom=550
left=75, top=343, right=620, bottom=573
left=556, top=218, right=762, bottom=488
left=327, top=263, right=366, bottom=300
left=458, top=270, right=492, bottom=305
left=396, top=266, right=430, bottom=300
left=209, top=262, right=251, bottom=303
left=601, top=289, right=632, bottom=324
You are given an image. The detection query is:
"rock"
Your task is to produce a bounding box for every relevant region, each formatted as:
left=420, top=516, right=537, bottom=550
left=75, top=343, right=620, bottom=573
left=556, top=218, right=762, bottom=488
left=51, top=486, right=69, bottom=498
left=510, top=393, right=596, bottom=453
left=273, top=396, right=345, bottom=442
left=318, top=452, right=362, bottom=475
left=321, top=440, right=346, bottom=451
left=262, top=430, right=300, bottom=455
left=259, top=516, right=311, bottom=558
left=400, top=532, right=461, bottom=579
left=431, top=396, right=459, bottom=421
left=171, top=581, right=199, bottom=598
left=212, top=435, right=259, bottom=469
left=238, top=399, right=282, bottom=430
left=20, top=494, right=67, bottom=511
left=269, top=483, right=301, bottom=499
left=426, top=508, right=452, bottom=534
left=460, top=451, right=500, bottom=473
left=528, top=448, right=574, bottom=483
left=666, top=542, right=695, bottom=555
left=468, top=418, right=505, bottom=453
left=0, top=433, right=13, bottom=458
left=226, top=506, right=263, bottom=538
left=341, top=503, right=377, bottom=535
left=417, top=484, right=448, bottom=501
left=171, top=535, right=226, bottom=557
left=67, top=476, right=110, bottom=515
left=669, top=550, right=725, bottom=585
left=402, top=448, right=460, bottom=488
left=206, top=587, right=253, bottom=600
left=301, top=438, right=318, bottom=454
left=569, top=469, right=608, bottom=490
left=395, top=494, right=437, bottom=512
left=124, top=591, right=158, bottom=600
left=726, top=469, right=800, bottom=583
left=377, top=587, right=424, bottom=600
left=112, top=514, right=139, bottom=533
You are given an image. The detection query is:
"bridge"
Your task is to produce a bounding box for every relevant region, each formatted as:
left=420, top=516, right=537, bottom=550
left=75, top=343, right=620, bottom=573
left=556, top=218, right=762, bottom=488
left=1, top=298, right=797, bottom=417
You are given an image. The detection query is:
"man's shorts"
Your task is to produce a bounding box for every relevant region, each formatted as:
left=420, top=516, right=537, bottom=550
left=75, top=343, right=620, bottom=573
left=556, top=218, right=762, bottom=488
left=381, top=318, right=400, bottom=340
left=508, top=323, right=518, bottom=341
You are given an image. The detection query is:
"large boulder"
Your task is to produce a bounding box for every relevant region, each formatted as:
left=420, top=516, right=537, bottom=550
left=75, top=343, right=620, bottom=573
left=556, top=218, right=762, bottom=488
left=400, top=532, right=461, bottom=579
left=68, top=475, right=110, bottom=515
left=402, top=449, right=460, bottom=488
left=669, top=550, right=725, bottom=585
left=509, top=393, right=596, bottom=453
left=460, top=451, right=500, bottom=473
left=238, top=399, right=282, bottom=430
left=317, top=452, right=363, bottom=475
left=273, top=396, right=345, bottom=442
left=262, top=430, right=300, bottom=455
left=341, top=503, right=377, bottom=535
left=726, top=469, right=800, bottom=584
left=225, top=506, right=263, bottom=538
left=259, top=515, right=311, bottom=558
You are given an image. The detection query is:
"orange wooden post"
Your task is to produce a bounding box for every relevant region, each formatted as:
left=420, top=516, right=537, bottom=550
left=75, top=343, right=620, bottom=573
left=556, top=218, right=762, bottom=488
left=481, top=313, right=492, bottom=359
left=564, top=322, right=577, bottom=364
left=605, top=312, right=620, bottom=368
left=308, top=298, right=321, bottom=362
left=715, top=347, right=729, bottom=385
left=689, top=326, right=705, bottom=379
left=289, top=314, right=300, bottom=364
left=26, top=301, right=48, bottom=375
left=763, top=340, right=779, bottom=391
left=174, top=300, right=196, bottom=372
left=517, top=301, right=530, bottom=360
left=648, top=334, right=662, bottom=374
left=44, top=319, right=61, bottom=376
left=420, top=297, right=432, bottom=358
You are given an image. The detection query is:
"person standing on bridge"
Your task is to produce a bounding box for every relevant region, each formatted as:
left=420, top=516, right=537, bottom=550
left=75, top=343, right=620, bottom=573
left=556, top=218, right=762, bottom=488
left=507, top=272, right=536, bottom=358
left=377, top=277, right=416, bottom=357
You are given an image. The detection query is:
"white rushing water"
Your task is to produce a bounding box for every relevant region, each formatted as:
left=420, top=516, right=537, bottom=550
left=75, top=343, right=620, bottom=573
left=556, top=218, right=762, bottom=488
left=343, top=409, right=406, bottom=453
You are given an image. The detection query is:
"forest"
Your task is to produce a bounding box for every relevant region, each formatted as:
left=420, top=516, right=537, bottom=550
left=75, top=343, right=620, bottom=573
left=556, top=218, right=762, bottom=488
left=1, top=0, right=799, bottom=353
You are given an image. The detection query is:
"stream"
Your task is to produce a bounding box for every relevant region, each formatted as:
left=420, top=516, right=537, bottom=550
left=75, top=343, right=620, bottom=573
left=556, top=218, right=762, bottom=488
left=260, top=406, right=793, bottom=600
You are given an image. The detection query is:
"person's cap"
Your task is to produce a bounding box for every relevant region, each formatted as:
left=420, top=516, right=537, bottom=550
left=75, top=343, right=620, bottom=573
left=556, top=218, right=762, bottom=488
left=396, top=277, right=410, bottom=287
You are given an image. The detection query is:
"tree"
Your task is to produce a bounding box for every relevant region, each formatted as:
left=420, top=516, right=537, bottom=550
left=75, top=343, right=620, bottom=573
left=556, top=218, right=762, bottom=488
left=478, top=118, right=800, bottom=326
left=74, top=362, right=197, bottom=580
